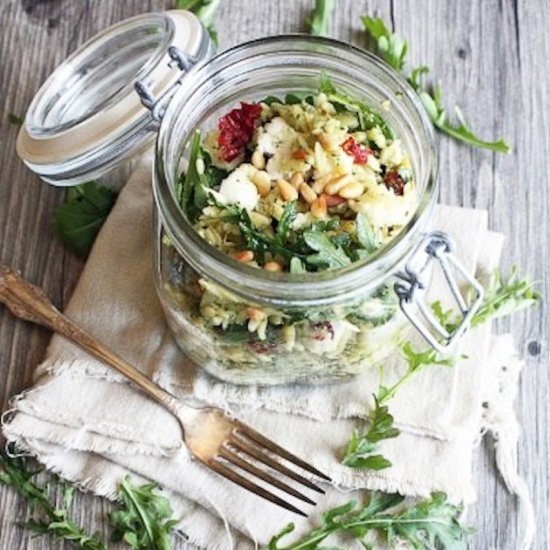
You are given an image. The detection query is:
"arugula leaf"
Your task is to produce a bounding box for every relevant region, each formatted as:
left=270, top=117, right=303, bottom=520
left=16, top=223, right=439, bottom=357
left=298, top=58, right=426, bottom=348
left=430, top=300, right=459, bottom=333
left=318, top=74, right=394, bottom=139
left=284, top=92, right=315, bottom=105
left=342, top=396, right=399, bottom=469
left=411, top=68, right=510, bottom=153
left=306, top=0, right=336, bottom=37
left=290, top=257, right=307, bottom=274
left=237, top=208, right=295, bottom=264
left=262, top=95, right=283, bottom=106
left=361, top=16, right=408, bottom=71
left=110, top=475, right=178, bottom=550
left=472, top=268, right=540, bottom=326
left=355, top=212, right=380, bottom=254
left=319, top=72, right=338, bottom=95
left=8, top=113, right=24, bottom=125
left=362, top=15, right=510, bottom=153
left=275, top=201, right=298, bottom=246
left=54, top=181, right=117, bottom=258
left=175, top=0, right=222, bottom=45
left=304, top=231, right=352, bottom=269
left=343, top=344, right=454, bottom=469
left=308, top=218, right=340, bottom=233
left=431, top=267, right=541, bottom=333
left=269, top=492, right=471, bottom=549
left=179, top=130, right=227, bottom=222
left=0, top=452, right=106, bottom=549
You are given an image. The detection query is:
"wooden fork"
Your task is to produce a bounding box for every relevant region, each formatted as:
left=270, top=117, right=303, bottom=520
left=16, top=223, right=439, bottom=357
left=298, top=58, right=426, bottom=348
left=0, top=267, right=331, bottom=516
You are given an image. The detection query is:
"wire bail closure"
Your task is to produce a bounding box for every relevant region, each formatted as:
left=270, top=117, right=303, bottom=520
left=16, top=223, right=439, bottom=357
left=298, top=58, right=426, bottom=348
left=135, top=46, right=198, bottom=122
left=395, top=231, right=484, bottom=352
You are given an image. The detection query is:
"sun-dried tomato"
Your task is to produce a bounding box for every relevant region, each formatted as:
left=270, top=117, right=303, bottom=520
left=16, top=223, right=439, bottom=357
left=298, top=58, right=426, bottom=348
left=218, top=102, right=262, bottom=162
left=384, top=171, right=405, bottom=196
left=291, top=148, right=308, bottom=160
left=311, top=321, right=335, bottom=341
left=249, top=339, right=278, bottom=354
left=322, top=194, right=347, bottom=207
left=340, top=136, right=371, bottom=165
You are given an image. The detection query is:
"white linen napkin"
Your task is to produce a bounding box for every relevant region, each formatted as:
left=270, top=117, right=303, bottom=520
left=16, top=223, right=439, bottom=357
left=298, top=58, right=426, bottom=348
left=2, top=159, right=531, bottom=549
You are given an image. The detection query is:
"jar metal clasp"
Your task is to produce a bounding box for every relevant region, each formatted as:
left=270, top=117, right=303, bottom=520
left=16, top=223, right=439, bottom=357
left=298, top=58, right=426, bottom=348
left=135, top=46, right=198, bottom=122
left=394, top=231, right=484, bottom=352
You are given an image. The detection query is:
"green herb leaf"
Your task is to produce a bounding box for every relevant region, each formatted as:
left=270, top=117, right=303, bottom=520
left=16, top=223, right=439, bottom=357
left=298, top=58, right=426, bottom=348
left=0, top=452, right=106, bottom=549
left=411, top=69, right=510, bottom=153
left=431, top=267, right=541, bottom=332
left=306, top=0, right=336, bottom=37
left=342, top=396, right=399, bottom=470
left=355, top=212, right=379, bottom=254
left=8, top=113, right=24, bottom=125
left=319, top=72, right=338, bottom=95
left=318, top=74, right=394, bottom=139
left=430, top=300, right=459, bottom=333
left=275, top=201, right=298, bottom=246
left=361, top=16, right=408, bottom=71
left=269, top=491, right=471, bottom=549
left=284, top=92, right=315, bottom=105
left=362, top=15, right=510, bottom=152
left=54, top=182, right=117, bottom=258
left=175, top=0, right=222, bottom=45
left=401, top=342, right=455, bottom=373
left=343, top=342, right=455, bottom=470
left=290, top=257, right=307, bottom=274
left=237, top=208, right=294, bottom=264
left=262, top=95, right=284, bottom=106
left=304, top=231, right=352, bottom=269
left=179, top=130, right=227, bottom=222
left=472, top=268, right=540, bottom=326
left=110, top=475, right=178, bottom=550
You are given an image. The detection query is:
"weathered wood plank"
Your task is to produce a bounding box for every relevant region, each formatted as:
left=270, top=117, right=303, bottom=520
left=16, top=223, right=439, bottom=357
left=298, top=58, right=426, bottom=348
left=0, top=1, right=547, bottom=549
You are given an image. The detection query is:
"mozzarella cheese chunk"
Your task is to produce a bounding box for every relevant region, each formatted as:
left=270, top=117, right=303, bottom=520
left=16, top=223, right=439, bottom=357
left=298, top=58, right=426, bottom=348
left=305, top=321, right=360, bottom=355
left=218, top=164, right=259, bottom=211
left=354, top=184, right=416, bottom=230
left=256, top=117, right=299, bottom=156
left=255, top=117, right=309, bottom=179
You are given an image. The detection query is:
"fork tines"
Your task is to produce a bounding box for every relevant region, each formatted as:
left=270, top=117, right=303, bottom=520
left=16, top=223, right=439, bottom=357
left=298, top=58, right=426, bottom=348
left=209, top=422, right=331, bottom=517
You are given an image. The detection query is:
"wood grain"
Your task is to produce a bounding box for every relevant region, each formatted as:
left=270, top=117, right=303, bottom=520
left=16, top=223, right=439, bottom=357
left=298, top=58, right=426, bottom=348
left=0, top=0, right=548, bottom=548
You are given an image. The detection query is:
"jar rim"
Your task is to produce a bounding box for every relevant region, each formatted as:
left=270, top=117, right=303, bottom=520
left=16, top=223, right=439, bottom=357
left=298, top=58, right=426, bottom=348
left=154, top=34, right=438, bottom=307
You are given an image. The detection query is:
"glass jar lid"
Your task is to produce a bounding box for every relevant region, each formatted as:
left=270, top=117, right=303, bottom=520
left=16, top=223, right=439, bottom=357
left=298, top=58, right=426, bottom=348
left=16, top=10, right=212, bottom=186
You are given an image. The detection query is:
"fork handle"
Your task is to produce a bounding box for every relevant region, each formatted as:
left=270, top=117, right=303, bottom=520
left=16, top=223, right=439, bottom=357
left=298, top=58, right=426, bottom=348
left=0, top=266, right=180, bottom=414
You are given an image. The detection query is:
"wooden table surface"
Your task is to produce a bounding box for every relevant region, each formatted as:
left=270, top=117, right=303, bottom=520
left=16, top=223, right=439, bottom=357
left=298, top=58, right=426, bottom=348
left=0, top=1, right=548, bottom=548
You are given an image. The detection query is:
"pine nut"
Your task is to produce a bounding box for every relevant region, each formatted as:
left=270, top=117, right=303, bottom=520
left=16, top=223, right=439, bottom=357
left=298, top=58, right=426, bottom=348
left=233, top=250, right=254, bottom=263
left=251, top=170, right=271, bottom=196
left=311, top=196, right=328, bottom=219
left=338, top=181, right=364, bottom=199
left=252, top=150, right=266, bottom=170
left=289, top=172, right=304, bottom=189
left=264, top=261, right=283, bottom=272
left=325, top=174, right=354, bottom=195
left=299, top=182, right=317, bottom=204
left=312, top=174, right=332, bottom=194
left=319, top=132, right=334, bottom=151
left=246, top=307, right=265, bottom=321
left=277, top=179, right=298, bottom=201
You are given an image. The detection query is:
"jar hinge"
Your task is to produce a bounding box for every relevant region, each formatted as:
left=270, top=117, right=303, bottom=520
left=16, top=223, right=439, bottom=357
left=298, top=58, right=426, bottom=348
left=135, top=46, right=198, bottom=122
left=394, top=231, right=484, bottom=353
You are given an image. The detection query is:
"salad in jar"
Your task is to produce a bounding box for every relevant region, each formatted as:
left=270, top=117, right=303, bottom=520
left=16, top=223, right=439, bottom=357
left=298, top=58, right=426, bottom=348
left=159, top=75, right=419, bottom=384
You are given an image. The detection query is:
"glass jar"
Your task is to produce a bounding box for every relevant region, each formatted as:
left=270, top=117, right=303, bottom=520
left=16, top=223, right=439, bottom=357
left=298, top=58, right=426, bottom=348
left=16, top=11, right=212, bottom=187
left=18, top=15, right=483, bottom=386
left=153, top=36, right=444, bottom=385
